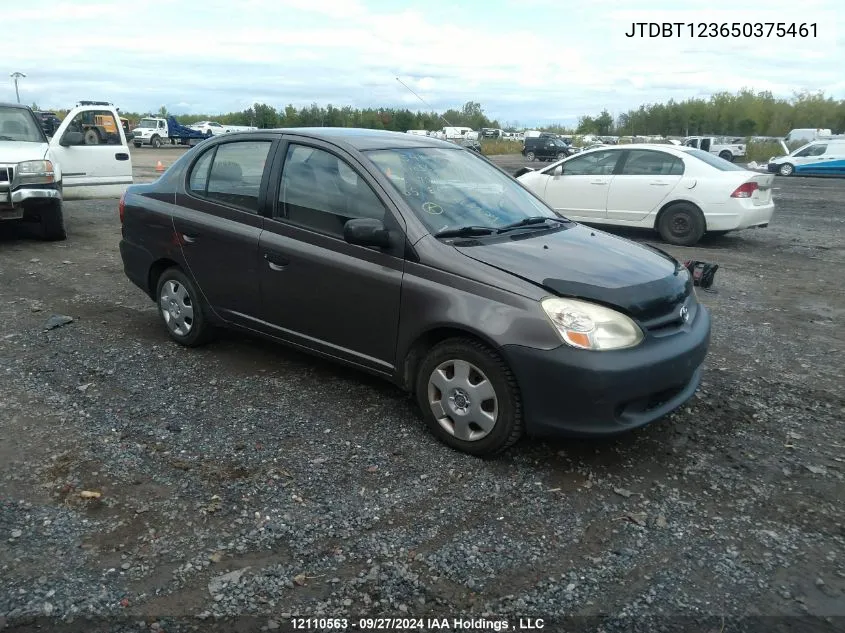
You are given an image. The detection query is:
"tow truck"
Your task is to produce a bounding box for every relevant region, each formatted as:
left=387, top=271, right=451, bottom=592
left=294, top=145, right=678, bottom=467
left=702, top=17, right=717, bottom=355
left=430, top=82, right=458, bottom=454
left=131, top=116, right=211, bottom=148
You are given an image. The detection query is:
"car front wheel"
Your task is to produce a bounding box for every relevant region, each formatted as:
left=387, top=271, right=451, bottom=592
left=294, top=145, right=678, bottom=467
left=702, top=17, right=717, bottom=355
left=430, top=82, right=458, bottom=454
left=415, top=338, right=524, bottom=456
left=778, top=163, right=794, bottom=176
left=526, top=151, right=535, bottom=161
left=155, top=267, right=212, bottom=347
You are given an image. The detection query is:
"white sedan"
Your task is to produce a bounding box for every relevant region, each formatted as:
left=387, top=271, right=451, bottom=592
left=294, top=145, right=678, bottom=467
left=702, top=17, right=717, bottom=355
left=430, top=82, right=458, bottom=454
left=188, top=121, right=227, bottom=136
left=516, top=144, right=775, bottom=246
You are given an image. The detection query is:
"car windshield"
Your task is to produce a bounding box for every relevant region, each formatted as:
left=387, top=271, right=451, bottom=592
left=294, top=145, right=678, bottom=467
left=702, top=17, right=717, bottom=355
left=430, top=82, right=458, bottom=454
left=365, top=147, right=558, bottom=235
left=137, top=118, right=158, bottom=128
left=684, top=148, right=747, bottom=171
left=0, top=106, right=45, bottom=142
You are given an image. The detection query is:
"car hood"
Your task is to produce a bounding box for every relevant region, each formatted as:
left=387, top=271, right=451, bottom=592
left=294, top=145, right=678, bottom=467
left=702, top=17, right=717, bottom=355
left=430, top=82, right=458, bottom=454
left=454, top=224, right=691, bottom=322
left=0, top=141, right=50, bottom=163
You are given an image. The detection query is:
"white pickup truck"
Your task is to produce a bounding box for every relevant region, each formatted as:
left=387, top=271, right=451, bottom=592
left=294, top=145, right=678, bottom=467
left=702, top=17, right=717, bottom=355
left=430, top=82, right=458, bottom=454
left=0, top=101, right=133, bottom=240
left=683, top=136, right=746, bottom=162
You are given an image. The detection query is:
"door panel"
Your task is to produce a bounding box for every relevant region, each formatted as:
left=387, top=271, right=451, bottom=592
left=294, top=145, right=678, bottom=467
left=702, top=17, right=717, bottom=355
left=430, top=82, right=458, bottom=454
left=606, top=149, right=684, bottom=221
left=542, top=150, right=621, bottom=219
left=49, top=107, right=132, bottom=199
left=258, top=224, right=404, bottom=371
left=171, top=139, right=274, bottom=325
left=258, top=141, right=405, bottom=372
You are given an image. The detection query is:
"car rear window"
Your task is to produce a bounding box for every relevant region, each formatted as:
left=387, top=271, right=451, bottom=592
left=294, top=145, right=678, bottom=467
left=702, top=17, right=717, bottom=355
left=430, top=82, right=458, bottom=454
left=684, top=149, right=747, bottom=171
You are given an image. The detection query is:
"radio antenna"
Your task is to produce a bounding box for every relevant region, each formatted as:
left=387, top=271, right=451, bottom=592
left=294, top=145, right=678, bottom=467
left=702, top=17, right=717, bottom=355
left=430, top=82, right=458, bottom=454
left=395, top=76, right=454, bottom=128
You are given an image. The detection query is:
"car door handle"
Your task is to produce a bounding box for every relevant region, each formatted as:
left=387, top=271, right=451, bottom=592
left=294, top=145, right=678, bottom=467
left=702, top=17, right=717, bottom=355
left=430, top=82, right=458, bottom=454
left=589, top=180, right=607, bottom=185
left=181, top=233, right=198, bottom=244
left=264, top=253, right=289, bottom=270
left=650, top=181, right=670, bottom=186
left=115, top=153, right=129, bottom=161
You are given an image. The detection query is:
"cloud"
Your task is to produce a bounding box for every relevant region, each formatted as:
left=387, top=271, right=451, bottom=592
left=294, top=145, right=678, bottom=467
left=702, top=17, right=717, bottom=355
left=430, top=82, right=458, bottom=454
left=3, top=0, right=842, bottom=126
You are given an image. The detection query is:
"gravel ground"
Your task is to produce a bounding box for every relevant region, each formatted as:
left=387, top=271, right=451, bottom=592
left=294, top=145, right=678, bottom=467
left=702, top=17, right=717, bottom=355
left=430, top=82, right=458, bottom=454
left=1, top=156, right=844, bottom=632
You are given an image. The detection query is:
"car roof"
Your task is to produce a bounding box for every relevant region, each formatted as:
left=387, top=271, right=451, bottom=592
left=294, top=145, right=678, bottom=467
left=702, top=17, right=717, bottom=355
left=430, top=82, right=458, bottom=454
left=231, top=127, right=460, bottom=151
left=0, top=102, right=32, bottom=110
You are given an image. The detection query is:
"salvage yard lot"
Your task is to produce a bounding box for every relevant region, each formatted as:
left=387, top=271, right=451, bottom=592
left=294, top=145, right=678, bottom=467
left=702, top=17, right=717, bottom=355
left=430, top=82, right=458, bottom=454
left=1, top=147, right=844, bottom=627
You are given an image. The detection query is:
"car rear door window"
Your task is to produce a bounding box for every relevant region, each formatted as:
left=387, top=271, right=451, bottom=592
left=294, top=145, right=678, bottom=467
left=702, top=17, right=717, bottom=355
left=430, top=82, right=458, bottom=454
left=621, top=150, right=684, bottom=176
left=193, top=141, right=272, bottom=213
left=278, top=144, right=387, bottom=237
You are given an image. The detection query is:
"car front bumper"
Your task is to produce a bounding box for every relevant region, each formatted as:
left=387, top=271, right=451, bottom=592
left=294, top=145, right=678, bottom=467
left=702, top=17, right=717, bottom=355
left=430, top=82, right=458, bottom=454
left=0, top=185, right=61, bottom=219
left=501, top=304, right=711, bottom=437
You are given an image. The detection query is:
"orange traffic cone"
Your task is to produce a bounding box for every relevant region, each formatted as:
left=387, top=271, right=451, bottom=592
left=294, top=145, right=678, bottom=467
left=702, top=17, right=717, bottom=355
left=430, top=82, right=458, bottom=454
left=155, top=160, right=165, bottom=172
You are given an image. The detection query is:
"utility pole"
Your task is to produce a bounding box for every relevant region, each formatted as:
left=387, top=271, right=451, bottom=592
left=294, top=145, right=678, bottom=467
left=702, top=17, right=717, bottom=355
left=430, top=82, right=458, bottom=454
left=10, top=72, right=26, bottom=103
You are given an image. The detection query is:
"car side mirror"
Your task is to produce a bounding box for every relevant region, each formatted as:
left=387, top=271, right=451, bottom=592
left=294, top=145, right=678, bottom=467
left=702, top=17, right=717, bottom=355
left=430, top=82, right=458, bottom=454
left=553, top=165, right=563, bottom=178
left=343, top=218, right=390, bottom=248
left=60, top=131, right=85, bottom=147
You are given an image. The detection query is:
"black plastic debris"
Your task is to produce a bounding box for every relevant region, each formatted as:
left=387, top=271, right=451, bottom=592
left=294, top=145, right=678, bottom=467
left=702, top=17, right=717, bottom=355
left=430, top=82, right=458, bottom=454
left=684, top=260, right=719, bottom=289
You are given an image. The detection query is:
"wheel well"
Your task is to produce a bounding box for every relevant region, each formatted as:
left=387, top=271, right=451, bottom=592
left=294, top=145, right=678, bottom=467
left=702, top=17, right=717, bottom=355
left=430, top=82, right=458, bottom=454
left=401, top=327, right=499, bottom=392
left=147, top=258, right=180, bottom=299
left=654, top=200, right=707, bottom=232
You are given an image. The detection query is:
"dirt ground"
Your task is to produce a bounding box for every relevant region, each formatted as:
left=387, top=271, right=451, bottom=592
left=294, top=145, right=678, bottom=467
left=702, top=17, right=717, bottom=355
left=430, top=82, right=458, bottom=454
left=1, top=146, right=844, bottom=632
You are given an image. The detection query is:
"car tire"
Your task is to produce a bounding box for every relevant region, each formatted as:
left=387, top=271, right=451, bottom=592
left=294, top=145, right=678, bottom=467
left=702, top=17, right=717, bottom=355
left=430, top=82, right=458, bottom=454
left=155, top=267, right=212, bottom=347
left=415, top=338, right=524, bottom=457
left=778, top=163, right=794, bottom=176
left=657, top=202, right=706, bottom=246
left=719, top=150, right=733, bottom=162
left=30, top=200, right=67, bottom=241
left=133, top=142, right=141, bottom=148
left=151, top=135, right=162, bottom=149
left=526, top=151, right=535, bottom=161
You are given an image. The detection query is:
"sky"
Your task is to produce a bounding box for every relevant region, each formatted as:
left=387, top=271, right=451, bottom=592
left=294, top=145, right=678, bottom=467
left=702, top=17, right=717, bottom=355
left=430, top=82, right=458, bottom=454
left=4, top=0, right=844, bottom=127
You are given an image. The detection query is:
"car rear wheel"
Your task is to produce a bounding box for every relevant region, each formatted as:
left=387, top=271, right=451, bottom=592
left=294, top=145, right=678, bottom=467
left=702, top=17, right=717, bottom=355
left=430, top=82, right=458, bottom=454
left=778, top=163, right=794, bottom=176
left=415, top=338, right=523, bottom=456
left=526, top=151, right=535, bottom=161
left=719, top=150, right=733, bottom=162
left=155, top=267, right=211, bottom=347
left=657, top=202, right=706, bottom=246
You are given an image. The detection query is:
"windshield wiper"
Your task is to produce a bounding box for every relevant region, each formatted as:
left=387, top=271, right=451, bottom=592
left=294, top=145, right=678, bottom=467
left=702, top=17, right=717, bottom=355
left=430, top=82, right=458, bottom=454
left=434, top=225, right=496, bottom=238
left=495, top=216, right=569, bottom=233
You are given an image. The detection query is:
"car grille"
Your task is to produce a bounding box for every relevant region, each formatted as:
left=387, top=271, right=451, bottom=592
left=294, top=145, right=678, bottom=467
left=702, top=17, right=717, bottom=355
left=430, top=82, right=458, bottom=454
left=640, top=297, right=693, bottom=334
left=0, top=166, right=12, bottom=185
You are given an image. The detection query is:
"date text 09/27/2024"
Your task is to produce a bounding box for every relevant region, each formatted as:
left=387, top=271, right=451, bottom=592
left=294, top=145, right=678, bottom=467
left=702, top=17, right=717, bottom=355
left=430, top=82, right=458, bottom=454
left=625, top=22, right=817, bottom=38
left=291, top=617, right=545, bottom=630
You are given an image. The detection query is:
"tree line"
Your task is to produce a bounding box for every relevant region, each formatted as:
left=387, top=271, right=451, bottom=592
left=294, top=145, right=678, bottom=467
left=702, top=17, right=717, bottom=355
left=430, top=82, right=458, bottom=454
left=40, top=89, right=845, bottom=137
left=569, top=90, right=845, bottom=137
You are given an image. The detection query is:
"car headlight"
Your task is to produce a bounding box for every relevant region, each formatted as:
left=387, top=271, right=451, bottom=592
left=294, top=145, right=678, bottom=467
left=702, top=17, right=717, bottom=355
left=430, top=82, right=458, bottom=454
left=16, top=160, right=55, bottom=185
left=541, top=297, right=644, bottom=350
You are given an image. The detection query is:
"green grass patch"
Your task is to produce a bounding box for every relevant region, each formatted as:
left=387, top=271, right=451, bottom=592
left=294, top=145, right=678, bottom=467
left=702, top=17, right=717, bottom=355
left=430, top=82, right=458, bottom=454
left=480, top=139, right=524, bottom=156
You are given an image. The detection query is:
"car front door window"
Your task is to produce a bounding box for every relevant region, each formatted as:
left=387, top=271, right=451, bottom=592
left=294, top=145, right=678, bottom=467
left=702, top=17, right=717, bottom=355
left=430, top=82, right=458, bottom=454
left=278, top=144, right=387, bottom=236
left=562, top=151, right=619, bottom=176
left=259, top=142, right=404, bottom=370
